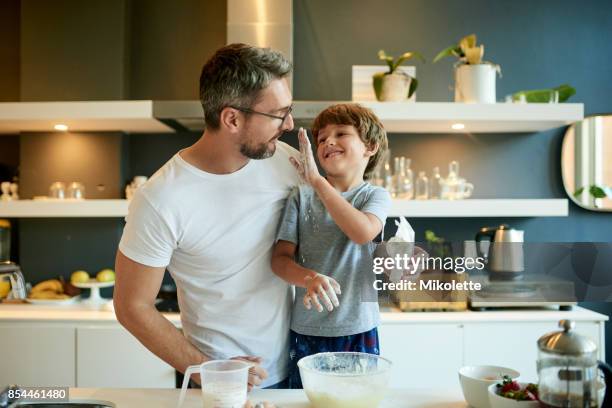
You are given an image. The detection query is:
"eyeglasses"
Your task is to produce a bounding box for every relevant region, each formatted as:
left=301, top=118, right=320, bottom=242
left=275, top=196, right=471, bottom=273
left=230, top=105, right=293, bottom=127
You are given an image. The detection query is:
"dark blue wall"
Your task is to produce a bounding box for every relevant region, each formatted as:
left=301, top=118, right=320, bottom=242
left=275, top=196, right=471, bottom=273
left=293, top=0, right=612, bottom=356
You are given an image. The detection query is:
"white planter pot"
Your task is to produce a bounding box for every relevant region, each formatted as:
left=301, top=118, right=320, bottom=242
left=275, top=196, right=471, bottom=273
left=454, top=64, right=497, bottom=103
left=380, top=73, right=412, bottom=102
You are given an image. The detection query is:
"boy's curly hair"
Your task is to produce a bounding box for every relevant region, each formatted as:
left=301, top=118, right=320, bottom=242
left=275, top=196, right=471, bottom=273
left=311, top=103, right=387, bottom=180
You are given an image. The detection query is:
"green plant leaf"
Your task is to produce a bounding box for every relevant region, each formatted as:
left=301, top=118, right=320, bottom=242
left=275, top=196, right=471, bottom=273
left=372, top=72, right=384, bottom=101
left=433, top=45, right=461, bottom=63
left=573, top=187, right=584, bottom=198
left=555, top=84, right=576, bottom=102
left=513, top=84, right=576, bottom=103
left=408, top=76, right=418, bottom=98
left=590, top=185, right=607, bottom=198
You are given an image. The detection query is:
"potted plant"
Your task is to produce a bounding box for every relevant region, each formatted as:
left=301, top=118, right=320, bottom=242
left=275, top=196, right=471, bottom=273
left=434, top=34, right=500, bottom=103
left=373, top=50, right=424, bottom=102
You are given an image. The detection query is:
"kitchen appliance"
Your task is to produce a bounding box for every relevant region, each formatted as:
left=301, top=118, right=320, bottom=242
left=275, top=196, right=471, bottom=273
left=537, top=320, right=611, bottom=407
left=475, top=224, right=524, bottom=279
left=0, top=262, right=26, bottom=300
left=468, top=272, right=577, bottom=310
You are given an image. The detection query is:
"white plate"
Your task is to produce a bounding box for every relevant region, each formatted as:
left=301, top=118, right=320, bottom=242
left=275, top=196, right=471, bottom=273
left=26, top=296, right=80, bottom=305
left=72, top=280, right=115, bottom=289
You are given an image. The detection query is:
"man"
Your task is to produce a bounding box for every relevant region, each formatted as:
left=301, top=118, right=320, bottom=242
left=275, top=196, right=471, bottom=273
left=114, top=43, right=299, bottom=389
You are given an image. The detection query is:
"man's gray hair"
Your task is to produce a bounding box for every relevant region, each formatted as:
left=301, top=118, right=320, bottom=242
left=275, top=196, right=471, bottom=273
left=199, top=43, right=292, bottom=129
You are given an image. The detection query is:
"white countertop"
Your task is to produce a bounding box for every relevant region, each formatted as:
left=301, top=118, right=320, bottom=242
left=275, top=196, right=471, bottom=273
left=0, top=303, right=607, bottom=325
left=68, top=387, right=467, bottom=407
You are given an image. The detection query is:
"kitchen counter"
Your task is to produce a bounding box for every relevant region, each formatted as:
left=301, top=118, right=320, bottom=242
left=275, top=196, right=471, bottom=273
left=0, top=303, right=607, bottom=325
left=65, top=387, right=467, bottom=407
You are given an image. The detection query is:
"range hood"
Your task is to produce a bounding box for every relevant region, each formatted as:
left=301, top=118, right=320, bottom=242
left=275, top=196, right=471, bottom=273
left=0, top=0, right=294, bottom=135
left=0, top=100, right=314, bottom=134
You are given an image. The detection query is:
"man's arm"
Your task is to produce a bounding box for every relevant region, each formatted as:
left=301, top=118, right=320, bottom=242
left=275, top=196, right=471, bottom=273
left=114, top=251, right=268, bottom=388
left=113, top=250, right=207, bottom=376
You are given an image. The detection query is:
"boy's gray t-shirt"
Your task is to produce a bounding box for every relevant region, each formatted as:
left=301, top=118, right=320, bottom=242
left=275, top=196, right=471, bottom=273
left=276, top=181, right=391, bottom=337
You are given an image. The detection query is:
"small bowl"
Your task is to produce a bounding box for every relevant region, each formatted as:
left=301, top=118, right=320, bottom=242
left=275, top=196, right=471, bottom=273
left=488, top=382, right=540, bottom=408
left=458, top=365, right=520, bottom=408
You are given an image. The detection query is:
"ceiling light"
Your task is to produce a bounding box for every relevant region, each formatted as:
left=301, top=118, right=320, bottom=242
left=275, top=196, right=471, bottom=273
left=54, top=124, right=69, bottom=131
left=451, top=123, right=465, bottom=130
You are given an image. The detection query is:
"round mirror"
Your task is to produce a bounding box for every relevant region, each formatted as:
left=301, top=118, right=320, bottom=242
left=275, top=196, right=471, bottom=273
left=561, top=115, right=612, bottom=211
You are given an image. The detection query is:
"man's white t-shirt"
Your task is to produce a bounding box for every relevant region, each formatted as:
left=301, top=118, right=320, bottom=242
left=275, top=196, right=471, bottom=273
left=118, top=141, right=299, bottom=387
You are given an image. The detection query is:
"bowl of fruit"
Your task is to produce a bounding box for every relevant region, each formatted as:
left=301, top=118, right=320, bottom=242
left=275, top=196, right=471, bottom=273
left=488, top=376, right=540, bottom=408
left=458, top=365, right=520, bottom=408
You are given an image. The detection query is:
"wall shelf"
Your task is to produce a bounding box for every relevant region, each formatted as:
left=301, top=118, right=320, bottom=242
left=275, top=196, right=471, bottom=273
left=293, top=101, right=584, bottom=133
left=0, top=101, right=173, bottom=134
left=0, top=200, right=128, bottom=218
left=0, top=100, right=583, bottom=134
left=390, top=199, right=569, bottom=217
left=0, top=198, right=568, bottom=218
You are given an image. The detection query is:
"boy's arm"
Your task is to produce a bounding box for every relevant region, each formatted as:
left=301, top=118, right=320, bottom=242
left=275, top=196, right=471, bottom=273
left=271, top=240, right=317, bottom=287
left=311, top=178, right=382, bottom=245
left=290, top=127, right=384, bottom=245
left=271, top=240, right=340, bottom=311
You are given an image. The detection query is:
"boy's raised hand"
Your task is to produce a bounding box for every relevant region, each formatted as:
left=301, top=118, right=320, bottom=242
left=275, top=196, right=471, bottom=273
left=303, top=273, right=341, bottom=312
left=290, top=127, right=324, bottom=186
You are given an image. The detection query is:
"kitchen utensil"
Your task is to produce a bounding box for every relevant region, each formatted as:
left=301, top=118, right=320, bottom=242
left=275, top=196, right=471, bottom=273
left=475, top=224, right=524, bottom=278
left=537, top=320, right=611, bottom=407
left=49, top=182, right=66, bottom=199
left=178, top=360, right=251, bottom=408
left=297, top=352, right=392, bottom=408
left=0, top=262, right=26, bottom=300
left=67, top=181, right=85, bottom=199
left=459, top=365, right=520, bottom=408
left=487, top=382, right=540, bottom=408
left=440, top=161, right=474, bottom=200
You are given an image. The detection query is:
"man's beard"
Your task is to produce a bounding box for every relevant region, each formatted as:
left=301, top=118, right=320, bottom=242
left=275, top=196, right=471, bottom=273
left=239, top=132, right=280, bottom=160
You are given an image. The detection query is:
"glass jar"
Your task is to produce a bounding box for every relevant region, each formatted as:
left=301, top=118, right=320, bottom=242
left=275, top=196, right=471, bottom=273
left=415, top=171, right=429, bottom=200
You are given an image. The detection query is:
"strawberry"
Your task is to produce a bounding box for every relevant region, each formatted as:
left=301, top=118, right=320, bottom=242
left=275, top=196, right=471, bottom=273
left=501, top=380, right=520, bottom=393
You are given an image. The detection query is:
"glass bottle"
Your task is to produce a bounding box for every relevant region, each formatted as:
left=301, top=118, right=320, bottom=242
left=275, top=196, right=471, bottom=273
left=382, top=151, right=394, bottom=195
left=399, top=157, right=414, bottom=199
left=392, top=157, right=402, bottom=198
left=429, top=166, right=442, bottom=199
left=415, top=171, right=429, bottom=200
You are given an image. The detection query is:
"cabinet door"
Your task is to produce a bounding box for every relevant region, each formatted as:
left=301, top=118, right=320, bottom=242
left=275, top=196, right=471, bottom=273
left=76, top=326, right=175, bottom=388
left=464, top=321, right=602, bottom=381
left=0, top=324, right=75, bottom=386
left=378, top=323, right=463, bottom=389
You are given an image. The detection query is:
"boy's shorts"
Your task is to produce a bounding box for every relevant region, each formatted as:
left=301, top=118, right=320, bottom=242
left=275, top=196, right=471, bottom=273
left=287, top=327, right=380, bottom=389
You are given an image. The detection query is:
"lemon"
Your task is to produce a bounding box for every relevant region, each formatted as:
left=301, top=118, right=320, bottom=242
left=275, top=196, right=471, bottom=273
left=0, top=281, right=10, bottom=298
left=71, top=270, right=90, bottom=284
left=96, top=269, right=115, bottom=282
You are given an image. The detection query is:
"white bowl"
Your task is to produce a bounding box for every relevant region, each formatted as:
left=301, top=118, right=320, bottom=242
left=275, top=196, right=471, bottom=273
left=298, top=352, right=392, bottom=408
left=458, top=365, right=520, bottom=408
left=488, top=382, right=540, bottom=408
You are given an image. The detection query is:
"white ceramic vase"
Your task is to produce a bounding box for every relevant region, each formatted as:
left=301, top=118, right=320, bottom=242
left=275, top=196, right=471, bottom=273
left=380, top=73, right=412, bottom=102
left=454, top=64, right=498, bottom=103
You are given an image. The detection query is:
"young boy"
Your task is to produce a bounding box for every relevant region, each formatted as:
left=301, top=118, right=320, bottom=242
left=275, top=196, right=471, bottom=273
left=271, top=103, right=391, bottom=388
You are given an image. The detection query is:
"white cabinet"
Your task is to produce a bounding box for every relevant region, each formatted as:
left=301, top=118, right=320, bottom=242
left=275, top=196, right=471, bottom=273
left=0, top=324, right=75, bottom=387
left=76, top=326, right=175, bottom=388
left=463, top=321, right=602, bottom=381
left=379, top=323, right=463, bottom=389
